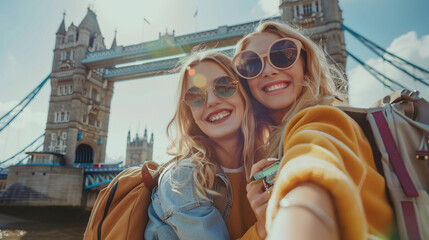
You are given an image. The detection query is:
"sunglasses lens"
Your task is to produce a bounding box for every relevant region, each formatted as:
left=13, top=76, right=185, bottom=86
left=270, top=39, right=298, bottom=69
left=234, top=51, right=262, bottom=79
left=215, top=77, right=238, bottom=98
left=184, top=86, right=205, bottom=108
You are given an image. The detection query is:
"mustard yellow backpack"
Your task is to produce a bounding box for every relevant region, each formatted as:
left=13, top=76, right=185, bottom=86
left=83, top=161, right=162, bottom=240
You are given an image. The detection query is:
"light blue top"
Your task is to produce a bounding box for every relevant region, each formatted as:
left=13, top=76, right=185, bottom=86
left=145, top=159, right=232, bottom=240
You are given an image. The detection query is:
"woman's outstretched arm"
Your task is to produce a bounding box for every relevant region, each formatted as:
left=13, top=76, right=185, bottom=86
left=266, top=106, right=394, bottom=240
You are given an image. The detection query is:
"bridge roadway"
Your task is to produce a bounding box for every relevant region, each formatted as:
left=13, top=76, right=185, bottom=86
left=0, top=166, right=126, bottom=190
left=82, top=17, right=280, bottom=81
left=83, top=166, right=126, bottom=190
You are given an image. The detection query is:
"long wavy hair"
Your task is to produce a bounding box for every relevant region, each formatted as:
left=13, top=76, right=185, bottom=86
left=167, top=50, right=264, bottom=200
left=235, top=21, right=347, bottom=157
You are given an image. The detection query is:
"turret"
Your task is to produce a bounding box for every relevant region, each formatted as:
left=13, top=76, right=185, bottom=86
left=144, top=128, right=148, bottom=140
left=55, top=12, right=66, bottom=49
left=150, top=132, right=154, bottom=145
left=127, top=130, right=131, bottom=143
left=111, top=29, right=117, bottom=49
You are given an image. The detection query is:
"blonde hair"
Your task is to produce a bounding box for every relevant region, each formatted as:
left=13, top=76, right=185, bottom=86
left=167, top=49, right=263, bottom=200
left=235, top=21, right=347, bottom=157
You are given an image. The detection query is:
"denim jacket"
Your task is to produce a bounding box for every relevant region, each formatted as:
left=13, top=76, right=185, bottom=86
left=145, top=158, right=233, bottom=240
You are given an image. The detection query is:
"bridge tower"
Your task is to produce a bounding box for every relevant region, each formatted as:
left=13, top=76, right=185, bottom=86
left=44, top=9, right=114, bottom=166
left=125, top=128, right=154, bottom=167
left=279, top=0, right=347, bottom=69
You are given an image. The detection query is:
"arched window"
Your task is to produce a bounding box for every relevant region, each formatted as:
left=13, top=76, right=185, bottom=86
left=75, top=144, right=94, bottom=166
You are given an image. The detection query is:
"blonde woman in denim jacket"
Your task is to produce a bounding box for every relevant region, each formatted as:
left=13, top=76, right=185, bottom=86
left=145, top=50, right=268, bottom=240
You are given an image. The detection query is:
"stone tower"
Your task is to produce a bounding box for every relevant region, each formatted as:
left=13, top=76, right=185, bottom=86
left=279, top=0, right=347, bottom=69
left=44, top=9, right=114, bottom=166
left=125, top=129, right=154, bottom=167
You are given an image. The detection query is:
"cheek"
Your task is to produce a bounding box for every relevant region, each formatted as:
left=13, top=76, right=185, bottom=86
left=247, top=80, right=260, bottom=96
left=232, top=97, right=245, bottom=119
left=190, top=108, right=202, bottom=123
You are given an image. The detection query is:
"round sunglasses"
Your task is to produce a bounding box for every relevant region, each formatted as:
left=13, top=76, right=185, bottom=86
left=183, top=76, right=239, bottom=108
left=233, top=38, right=304, bottom=79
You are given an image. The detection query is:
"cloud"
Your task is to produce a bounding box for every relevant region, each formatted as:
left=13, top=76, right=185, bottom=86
left=256, top=0, right=279, bottom=17
left=348, top=31, right=429, bottom=107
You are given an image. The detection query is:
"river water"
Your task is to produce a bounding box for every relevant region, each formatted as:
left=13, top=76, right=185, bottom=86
left=0, top=206, right=90, bottom=240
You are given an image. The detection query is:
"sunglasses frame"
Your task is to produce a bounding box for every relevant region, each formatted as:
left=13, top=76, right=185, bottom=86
left=183, top=76, right=239, bottom=108
left=233, top=37, right=304, bottom=80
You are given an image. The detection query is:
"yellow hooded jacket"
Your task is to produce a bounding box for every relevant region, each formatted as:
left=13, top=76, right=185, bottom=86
left=266, top=106, right=394, bottom=239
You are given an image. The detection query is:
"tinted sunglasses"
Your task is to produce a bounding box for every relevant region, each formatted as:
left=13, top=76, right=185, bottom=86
left=233, top=38, right=304, bottom=79
left=183, top=76, right=238, bottom=108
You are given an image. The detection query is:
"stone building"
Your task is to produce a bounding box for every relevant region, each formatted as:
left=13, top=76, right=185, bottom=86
left=280, top=0, right=347, bottom=69
left=43, top=8, right=116, bottom=167
left=125, top=128, right=154, bottom=167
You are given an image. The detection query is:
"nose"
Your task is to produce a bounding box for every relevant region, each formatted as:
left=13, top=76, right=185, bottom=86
left=206, top=88, right=221, bottom=108
left=261, top=56, right=279, bottom=78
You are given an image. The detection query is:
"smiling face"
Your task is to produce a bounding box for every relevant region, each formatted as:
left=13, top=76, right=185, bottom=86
left=186, top=61, right=245, bottom=141
left=243, top=32, right=305, bottom=112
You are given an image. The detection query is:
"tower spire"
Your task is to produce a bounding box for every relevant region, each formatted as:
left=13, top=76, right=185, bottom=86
left=56, top=10, right=67, bottom=35
left=111, top=28, right=117, bottom=49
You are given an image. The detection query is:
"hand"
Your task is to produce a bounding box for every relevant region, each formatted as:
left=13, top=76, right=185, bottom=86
left=246, top=159, right=275, bottom=239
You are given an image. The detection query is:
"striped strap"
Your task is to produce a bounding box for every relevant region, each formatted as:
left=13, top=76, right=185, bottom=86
left=372, top=110, right=421, bottom=239
left=371, top=111, right=418, bottom=197
left=401, top=201, right=421, bottom=240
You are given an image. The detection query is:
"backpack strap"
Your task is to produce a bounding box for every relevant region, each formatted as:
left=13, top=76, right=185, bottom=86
left=97, top=180, right=119, bottom=240
left=371, top=110, right=418, bottom=197
left=141, top=163, right=157, bottom=190
left=141, top=158, right=178, bottom=190
left=371, top=109, right=421, bottom=240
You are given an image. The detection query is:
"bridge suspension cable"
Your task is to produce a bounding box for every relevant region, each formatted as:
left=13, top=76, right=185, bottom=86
left=347, top=51, right=407, bottom=91
left=342, top=24, right=429, bottom=87
left=0, top=133, right=45, bottom=167
left=14, top=142, right=44, bottom=166
left=0, top=74, right=50, bottom=134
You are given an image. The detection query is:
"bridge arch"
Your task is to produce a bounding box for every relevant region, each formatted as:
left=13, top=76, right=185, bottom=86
left=74, top=144, right=94, bottom=167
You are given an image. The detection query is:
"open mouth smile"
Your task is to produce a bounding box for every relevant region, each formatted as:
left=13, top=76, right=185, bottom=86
left=263, top=82, right=290, bottom=92
left=207, top=110, right=231, bottom=123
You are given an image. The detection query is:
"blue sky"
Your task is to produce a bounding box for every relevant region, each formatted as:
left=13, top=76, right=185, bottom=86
left=0, top=0, right=428, bottom=165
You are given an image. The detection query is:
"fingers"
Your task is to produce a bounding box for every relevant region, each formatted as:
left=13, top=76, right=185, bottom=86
left=250, top=158, right=275, bottom=178
left=247, top=180, right=270, bottom=212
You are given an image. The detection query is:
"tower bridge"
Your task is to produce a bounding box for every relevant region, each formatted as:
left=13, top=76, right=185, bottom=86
left=0, top=0, right=349, bottom=207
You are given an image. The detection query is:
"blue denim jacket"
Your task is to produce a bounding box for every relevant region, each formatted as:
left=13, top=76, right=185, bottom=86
left=145, top=159, right=232, bottom=240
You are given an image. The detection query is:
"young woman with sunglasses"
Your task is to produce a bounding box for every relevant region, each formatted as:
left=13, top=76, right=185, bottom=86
left=233, top=22, right=394, bottom=240
left=145, top=50, right=268, bottom=239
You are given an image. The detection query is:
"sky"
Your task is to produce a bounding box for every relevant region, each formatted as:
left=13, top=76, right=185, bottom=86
left=0, top=0, right=428, bottom=166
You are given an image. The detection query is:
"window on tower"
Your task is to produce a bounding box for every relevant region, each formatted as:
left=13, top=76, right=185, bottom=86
left=303, top=3, right=312, bottom=15
left=67, top=35, right=74, bottom=43
left=89, top=113, right=96, bottom=126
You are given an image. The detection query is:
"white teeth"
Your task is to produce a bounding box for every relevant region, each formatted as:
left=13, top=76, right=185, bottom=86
left=264, top=83, right=288, bottom=92
left=209, top=111, right=231, bottom=122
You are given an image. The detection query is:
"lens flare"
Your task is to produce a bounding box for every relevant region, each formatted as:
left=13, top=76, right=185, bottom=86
left=188, top=67, right=196, bottom=76
left=193, top=74, right=206, bottom=88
